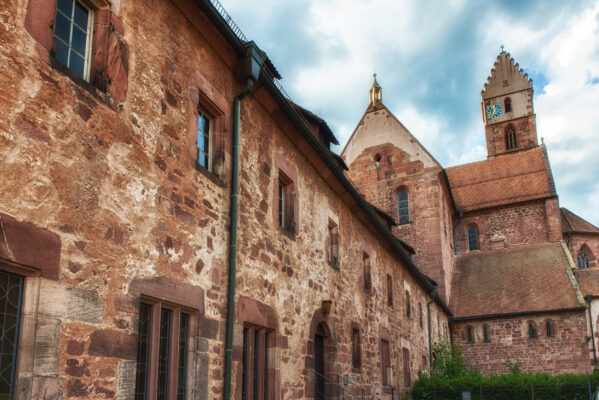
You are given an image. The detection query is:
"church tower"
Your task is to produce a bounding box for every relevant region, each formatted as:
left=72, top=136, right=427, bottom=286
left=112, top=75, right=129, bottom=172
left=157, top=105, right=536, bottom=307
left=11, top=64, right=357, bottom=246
left=481, top=50, right=538, bottom=158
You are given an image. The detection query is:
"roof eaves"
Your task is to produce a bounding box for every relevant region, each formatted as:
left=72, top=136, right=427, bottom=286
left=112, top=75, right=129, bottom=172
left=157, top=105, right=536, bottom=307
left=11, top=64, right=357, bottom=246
left=195, top=0, right=452, bottom=316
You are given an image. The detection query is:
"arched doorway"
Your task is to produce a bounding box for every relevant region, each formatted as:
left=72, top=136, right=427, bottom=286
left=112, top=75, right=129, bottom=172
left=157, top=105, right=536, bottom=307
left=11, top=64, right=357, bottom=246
left=314, top=322, right=327, bottom=400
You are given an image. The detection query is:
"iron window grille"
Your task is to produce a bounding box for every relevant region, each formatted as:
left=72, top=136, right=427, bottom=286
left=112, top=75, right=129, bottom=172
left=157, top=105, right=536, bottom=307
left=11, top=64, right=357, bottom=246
left=242, top=325, right=271, bottom=400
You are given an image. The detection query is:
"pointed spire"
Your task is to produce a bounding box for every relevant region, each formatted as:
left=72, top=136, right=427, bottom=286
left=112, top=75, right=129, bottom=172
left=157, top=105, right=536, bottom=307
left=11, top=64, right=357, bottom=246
left=369, top=74, right=383, bottom=106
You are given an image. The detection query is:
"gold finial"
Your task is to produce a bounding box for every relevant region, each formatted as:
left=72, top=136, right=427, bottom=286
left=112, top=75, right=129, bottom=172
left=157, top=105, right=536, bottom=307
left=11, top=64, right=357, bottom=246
left=369, top=73, right=382, bottom=106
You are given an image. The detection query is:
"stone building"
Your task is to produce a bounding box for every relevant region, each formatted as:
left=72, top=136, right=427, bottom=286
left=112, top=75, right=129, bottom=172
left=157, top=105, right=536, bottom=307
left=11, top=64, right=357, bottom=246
left=0, top=0, right=451, bottom=399
left=342, top=52, right=599, bottom=376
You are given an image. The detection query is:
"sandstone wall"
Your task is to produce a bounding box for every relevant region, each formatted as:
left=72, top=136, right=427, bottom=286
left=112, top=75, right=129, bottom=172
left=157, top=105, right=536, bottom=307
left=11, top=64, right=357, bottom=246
left=0, top=0, right=449, bottom=398
left=454, top=312, right=590, bottom=376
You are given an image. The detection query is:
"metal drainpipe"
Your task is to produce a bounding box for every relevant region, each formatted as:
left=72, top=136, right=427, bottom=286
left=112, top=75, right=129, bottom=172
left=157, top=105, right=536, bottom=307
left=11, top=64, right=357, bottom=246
left=223, top=42, right=264, bottom=400
left=427, top=289, right=436, bottom=369
left=586, top=295, right=598, bottom=364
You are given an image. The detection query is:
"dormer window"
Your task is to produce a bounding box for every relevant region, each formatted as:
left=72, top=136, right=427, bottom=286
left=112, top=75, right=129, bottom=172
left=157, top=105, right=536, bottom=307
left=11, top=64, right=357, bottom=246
left=505, top=124, right=517, bottom=151
left=467, top=225, right=478, bottom=251
left=504, top=97, right=512, bottom=113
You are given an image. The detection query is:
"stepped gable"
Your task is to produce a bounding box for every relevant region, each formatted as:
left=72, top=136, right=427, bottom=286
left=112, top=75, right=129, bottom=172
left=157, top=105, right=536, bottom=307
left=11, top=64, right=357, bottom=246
left=482, top=50, right=533, bottom=99
left=450, top=242, right=582, bottom=318
left=445, top=147, right=554, bottom=212
left=561, top=208, right=599, bottom=234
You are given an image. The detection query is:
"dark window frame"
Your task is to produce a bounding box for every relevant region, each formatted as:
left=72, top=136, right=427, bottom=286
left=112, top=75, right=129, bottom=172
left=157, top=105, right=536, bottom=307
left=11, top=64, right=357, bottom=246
left=505, top=124, right=518, bottom=151
left=363, top=253, right=371, bottom=291
left=242, top=324, right=273, bottom=400
left=327, top=219, right=339, bottom=269
left=386, top=274, right=393, bottom=307
left=406, top=291, right=411, bottom=319
left=397, top=190, right=410, bottom=224
left=134, top=296, right=196, bottom=400
left=467, top=225, right=478, bottom=251
left=483, top=325, right=490, bottom=343
left=577, top=249, right=590, bottom=269
left=351, top=327, right=361, bottom=372
left=467, top=326, right=474, bottom=344
left=277, top=171, right=295, bottom=234
left=504, top=97, right=512, bottom=113
left=528, top=322, right=538, bottom=339
left=196, top=108, right=212, bottom=172
left=381, top=339, right=391, bottom=387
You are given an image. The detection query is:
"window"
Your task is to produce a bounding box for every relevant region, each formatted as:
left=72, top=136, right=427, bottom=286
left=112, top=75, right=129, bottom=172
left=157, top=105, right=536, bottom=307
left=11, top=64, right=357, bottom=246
left=386, top=274, right=393, bottom=307
left=134, top=299, right=193, bottom=400
left=197, top=110, right=212, bottom=171
left=528, top=322, right=538, bottom=339
left=53, top=0, right=93, bottom=80
left=352, top=328, right=361, bottom=371
left=327, top=220, right=339, bottom=268
left=578, top=249, right=590, bottom=269
left=363, top=253, right=371, bottom=291
left=505, top=124, right=518, bottom=151
left=483, top=325, right=490, bottom=343
left=467, top=327, right=474, bottom=344
left=467, top=226, right=478, bottom=251
left=381, top=339, right=391, bottom=386
left=421, top=355, right=427, bottom=370
left=419, top=303, right=423, bottom=328
left=0, top=271, right=24, bottom=400
left=277, top=172, right=295, bottom=233
left=402, top=348, right=410, bottom=388
left=397, top=190, right=410, bottom=224
left=504, top=97, right=512, bottom=113
left=242, top=325, right=271, bottom=400
left=546, top=322, right=552, bottom=337
left=406, top=291, right=411, bottom=319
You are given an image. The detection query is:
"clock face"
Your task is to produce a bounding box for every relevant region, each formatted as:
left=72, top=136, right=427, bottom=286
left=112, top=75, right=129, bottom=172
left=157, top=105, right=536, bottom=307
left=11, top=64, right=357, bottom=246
left=486, top=103, right=503, bottom=120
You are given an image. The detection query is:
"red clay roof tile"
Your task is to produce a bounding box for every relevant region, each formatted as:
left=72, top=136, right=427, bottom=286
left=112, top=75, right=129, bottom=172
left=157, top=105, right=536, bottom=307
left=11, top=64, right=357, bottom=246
left=561, top=208, right=599, bottom=234
left=574, top=269, right=599, bottom=297
left=445, top=147, right=554, bottom=212
left=450, top=242, right=581, bottom=318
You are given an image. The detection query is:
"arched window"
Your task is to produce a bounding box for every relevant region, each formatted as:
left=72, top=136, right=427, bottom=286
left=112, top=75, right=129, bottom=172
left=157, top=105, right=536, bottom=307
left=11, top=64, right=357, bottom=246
left=483, top=325, right=491, bottom=343
left=397, top=190, right=410, bottom=224
left=467, top=226, right=478, bottom=251
left=527, top=321, right=538, bottom=338
left=578, top=249, right=590, bottom=269
left=505, top=124, right=517, bottom=151
left=504, top=97, right=512, bottom=113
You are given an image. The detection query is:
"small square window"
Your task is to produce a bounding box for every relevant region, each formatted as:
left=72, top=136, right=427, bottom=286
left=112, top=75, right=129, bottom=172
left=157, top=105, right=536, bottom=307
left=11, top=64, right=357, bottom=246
left=53, top=0, right=93, bottom=80
left=197, top=110, right=212, bottom=171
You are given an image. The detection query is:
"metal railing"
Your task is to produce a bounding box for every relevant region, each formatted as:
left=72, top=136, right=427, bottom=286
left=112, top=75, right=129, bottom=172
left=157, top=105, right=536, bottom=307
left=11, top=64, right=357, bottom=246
left=335, top=374, right=386, bottom=400
left=207, top=0, right=247, bottom=42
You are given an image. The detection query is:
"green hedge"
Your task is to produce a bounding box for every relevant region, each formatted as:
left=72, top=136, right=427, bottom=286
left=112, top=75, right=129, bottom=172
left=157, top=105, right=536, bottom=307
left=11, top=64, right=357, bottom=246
left=410, top=373, right=599, bottom=400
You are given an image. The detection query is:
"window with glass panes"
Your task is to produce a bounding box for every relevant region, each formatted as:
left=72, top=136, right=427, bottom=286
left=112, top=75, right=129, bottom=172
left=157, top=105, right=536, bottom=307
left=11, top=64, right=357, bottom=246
left=53, top=0, right=92, bottom=80
left=197, top=111, right=211, bottom=170
left=467, top=226, right=478, bottom=251
left=134, top=300, right=192, bottom=400
left=0, top=270, right=24, bottom=400
left=242, top=325, right=271, bottom=400
left=397, top=190, right=409, bottom=224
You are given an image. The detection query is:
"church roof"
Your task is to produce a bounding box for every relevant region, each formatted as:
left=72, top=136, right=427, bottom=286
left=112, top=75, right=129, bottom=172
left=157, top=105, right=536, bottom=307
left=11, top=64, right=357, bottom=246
left=574, top=269, right=599, bottom=298
left=450, top=242, right=583, bottom=319
left=445, top=147, right=555, bottom=212
left=561, top=208, right=599, bottom=234
left=482, top=50, right=533, bottom=99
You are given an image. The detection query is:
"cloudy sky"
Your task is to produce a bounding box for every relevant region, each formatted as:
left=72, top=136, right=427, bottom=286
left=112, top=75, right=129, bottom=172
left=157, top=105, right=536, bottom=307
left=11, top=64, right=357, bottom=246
left=220, top=0, right=599, bottom=226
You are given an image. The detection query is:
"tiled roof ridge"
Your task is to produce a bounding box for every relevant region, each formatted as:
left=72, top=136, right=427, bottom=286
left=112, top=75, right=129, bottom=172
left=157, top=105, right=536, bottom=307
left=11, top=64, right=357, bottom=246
left=445, top=146, right=541, bottom=171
